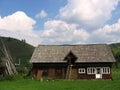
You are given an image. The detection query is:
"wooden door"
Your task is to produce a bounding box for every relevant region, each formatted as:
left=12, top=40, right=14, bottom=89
left=96, top=67, right=102, bottom=79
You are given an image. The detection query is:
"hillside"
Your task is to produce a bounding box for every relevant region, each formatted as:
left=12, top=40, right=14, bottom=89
left=110, top=43, right=120, bottom=67
left=110, top=43, right=120, bottom=59
left=0, top=36, right=35, bottom=66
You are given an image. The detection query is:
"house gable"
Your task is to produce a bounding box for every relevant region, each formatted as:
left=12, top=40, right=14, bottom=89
left=64, top=51, right=77, bottom=65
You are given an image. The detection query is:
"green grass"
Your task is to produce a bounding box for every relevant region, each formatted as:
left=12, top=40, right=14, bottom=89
left=0, top=69, right=120, bottom=90
left=0, top=79, right=120, bottom=90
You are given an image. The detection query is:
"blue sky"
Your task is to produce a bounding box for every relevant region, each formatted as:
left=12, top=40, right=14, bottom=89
left=0, top=0, right=120, bottom=46
left=0, top=0, right=67, bottom=29
left=0, top=0, right=66, bottom=16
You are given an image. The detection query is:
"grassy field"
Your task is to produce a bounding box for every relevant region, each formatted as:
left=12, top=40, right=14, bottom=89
left=0, top=79, right=120, bottom=90
left=0, top=69, right=120, bottom=90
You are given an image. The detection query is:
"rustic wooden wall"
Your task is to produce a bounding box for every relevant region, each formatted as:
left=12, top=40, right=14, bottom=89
left=32, top=62, right=113, bottom=80
left=70, top=68, right=78, bottom=79
left=36, top=69, right=42, bottom=80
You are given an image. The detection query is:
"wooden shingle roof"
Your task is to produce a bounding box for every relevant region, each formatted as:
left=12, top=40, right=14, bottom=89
left=30, top=44, right=116, bottom=63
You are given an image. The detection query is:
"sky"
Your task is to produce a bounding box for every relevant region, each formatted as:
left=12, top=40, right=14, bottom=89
left=0, top=0, right=120, bottom=46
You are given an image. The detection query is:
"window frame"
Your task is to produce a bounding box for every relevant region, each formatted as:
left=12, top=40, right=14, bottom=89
left=87, top=67, right=96, bottom=74
left=78, top=68, right=86, bottom=74
left=102, top=67, right=110, bottom=74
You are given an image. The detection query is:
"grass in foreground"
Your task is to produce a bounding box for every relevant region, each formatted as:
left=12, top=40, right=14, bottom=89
left=0, top=79, right=120, bottom=90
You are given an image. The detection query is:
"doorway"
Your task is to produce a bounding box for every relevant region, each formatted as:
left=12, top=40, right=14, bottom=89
left=96, top=67, right=102, bottom=79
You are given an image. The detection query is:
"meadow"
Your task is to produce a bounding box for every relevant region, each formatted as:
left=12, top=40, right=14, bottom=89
left=0, top=68, right=120, bottom=90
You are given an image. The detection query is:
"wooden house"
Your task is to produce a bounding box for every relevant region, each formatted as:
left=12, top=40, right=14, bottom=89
left=30, top=44, right=116, bottom=80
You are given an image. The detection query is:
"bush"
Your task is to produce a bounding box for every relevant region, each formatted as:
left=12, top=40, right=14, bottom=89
left=16, top=66, right=28, bottom=75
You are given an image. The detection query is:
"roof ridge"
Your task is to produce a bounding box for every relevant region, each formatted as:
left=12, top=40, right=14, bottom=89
left=38, top=44, right=107, bottom=46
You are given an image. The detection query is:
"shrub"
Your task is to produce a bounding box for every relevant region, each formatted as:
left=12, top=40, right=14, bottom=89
left=16, top=66, right=28, bottom=75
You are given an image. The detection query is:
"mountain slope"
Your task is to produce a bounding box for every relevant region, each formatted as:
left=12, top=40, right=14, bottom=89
left=110, top=43, right=120, bottom=63
left=0, top=36, right=35, bottom=66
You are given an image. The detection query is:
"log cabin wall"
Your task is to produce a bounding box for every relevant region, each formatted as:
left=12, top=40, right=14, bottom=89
left=32, top=62, right=113, bottom=80
left=70, top=67, right=78, bottom=79
left=76, top=63, right=112, bottom=79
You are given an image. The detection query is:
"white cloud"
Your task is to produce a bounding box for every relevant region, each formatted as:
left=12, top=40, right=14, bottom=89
left=0, top=11, right=36, bottom=31
left=0, top=1, right=120, bottom=46
left=59, top=0, right=119, bottom=29
left=0, top=29, right=40, bottom=46
left=38, top=0, right=120, bottom=45
left=35, top=10, right=47, bottom=19
left=88, top=18, right=120, bottom=43
left=0, top=11, right=40, bottom=46
left=40, top=20, right=89, bottom=45
left=39, top=18, right=120, bottom=45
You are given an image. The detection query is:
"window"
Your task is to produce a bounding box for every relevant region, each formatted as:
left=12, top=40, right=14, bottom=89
left=87, top=67, right=95, bottom=74
left=102, top=67, right=110, bottom=74
left=78, top=68, right=85, bottom=73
